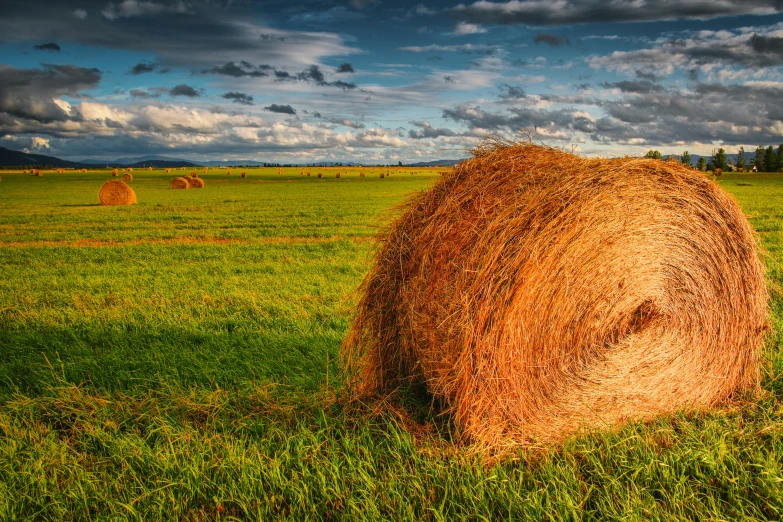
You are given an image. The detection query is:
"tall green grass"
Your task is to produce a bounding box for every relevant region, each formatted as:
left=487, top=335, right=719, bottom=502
left=0, top=169, right=782, bottom=520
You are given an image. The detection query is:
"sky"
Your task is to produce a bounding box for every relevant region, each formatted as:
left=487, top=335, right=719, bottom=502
left=0, top=0, right=782, bottom=164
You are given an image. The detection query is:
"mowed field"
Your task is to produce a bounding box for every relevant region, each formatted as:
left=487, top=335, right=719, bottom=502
left=1, top=166, right=782, bottom=520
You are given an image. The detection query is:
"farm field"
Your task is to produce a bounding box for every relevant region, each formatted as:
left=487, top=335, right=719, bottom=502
left=1, top=167, right=783, bottom=519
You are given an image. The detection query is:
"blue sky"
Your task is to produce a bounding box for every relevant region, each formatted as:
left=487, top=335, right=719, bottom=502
left=1, top=0, right=782, bottom=163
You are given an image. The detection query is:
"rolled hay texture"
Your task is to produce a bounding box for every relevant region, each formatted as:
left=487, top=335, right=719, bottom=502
left=112, top=169, right=118, bottom=177
left=171, top=177, right=190, bottom=189
left=99, top=180, right=136, bottom=206
left=715, top=168, right=723, bottom=176
left=189, top=177, right=205, bottom=188
left=343, top=142, right=768, bottom=450
left=122, top=173, right=133, bottom=182
left=318, top=173, right=323, bottom=178
left=241, top=172, right=247, bottom=178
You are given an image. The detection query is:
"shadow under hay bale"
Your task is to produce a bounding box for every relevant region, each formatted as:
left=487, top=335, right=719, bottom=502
left=99, top=180, right=136, bottom=206
left=342, top=141, right=769, bottom=451
left=171, top=177, right=189, bottom=189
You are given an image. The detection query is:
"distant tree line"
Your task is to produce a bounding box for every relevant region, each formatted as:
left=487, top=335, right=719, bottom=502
left=645, top=144, right=783, bottom=172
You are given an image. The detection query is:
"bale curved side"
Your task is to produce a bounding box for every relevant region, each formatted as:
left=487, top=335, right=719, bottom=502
left=99, top=180, right=136, bottom=206
left=189, top=177, right=205, bottom=188
left=342, top=142, right=768, bottom=449
left=122, top=173, right=133, bottom=182
left=171, top=177, right=189, bottom=189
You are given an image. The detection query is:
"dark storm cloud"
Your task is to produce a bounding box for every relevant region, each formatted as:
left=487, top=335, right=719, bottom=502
left=130, top=62, right=159, bottom=75
left=170, top=84, right=200, bottom=97
left=203, top=61, right=271, bottom=77
left=222, top=91, right=254, bottom=105
left=33, top=42, right=61, bottom=51
left=407, top=120, right=457, bottom=139
left=0, top=64, right=101, bottom=122
left=748, top=33, right=783, bottom=55
left=130, top=88, right=158, bottom=99
left=265, top=104, right=297, bottom=115
left=599, top=80, right=664, bottom=93
left=442, top=103, right=590, bottom=139
left=534, top=33, right=570, bottom=47
left=450, top=0, right=783, bottom=26
left=634, top=70, right=658, bottom=81
left=498, top=84, right=526, bottom=99
left=336, top=63, right=355, bottom=73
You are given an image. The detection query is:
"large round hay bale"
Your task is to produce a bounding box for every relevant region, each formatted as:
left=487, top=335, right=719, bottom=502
left=189, top=177, right=205, bottom=188
left=99, top=180, right=136, bottom=206
left=343, top=142, right=768, bottom=449
left=171, top=177, right=189, bottom=189
left=122, top=173, right=133, bottom=182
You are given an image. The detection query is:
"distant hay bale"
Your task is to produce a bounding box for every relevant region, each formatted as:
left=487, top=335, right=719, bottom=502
left=380, top=173, right=385, bottom=178
left=189, top=171, right=198, bottom=177
left=714, top=168, right=723, bottom=176
left=99, top=180, right=136, bottom=206
left=112, top=169, right=118, bottom=177
left=165, top=168, right=171, bottom=173
left=122, top=173, right=133, bottom=182
left=148, top=167, right=152, bottom=171
left=360, top=172, right=365, bottom=177
left=189, top=177, right=205, bottom=188
left=241, top=172, right=247, bottom=178
left=171, top=177, right=190, bottom=189
left=35, top=170, right=43, bottom=177
left=227, top=169, right=232, bottom=175
left=127, top=168, right=133, bottom=172
left=343, top=141, right=768, bottom=451
left=336, top=172, right=341, bottom=178
left=318, top=172, right=323, bottom=178
left=183, top=175, right=194, bottom=184
left=738, top=168, right=745, bottom=173
left=307, top=172, right=311, bottom=176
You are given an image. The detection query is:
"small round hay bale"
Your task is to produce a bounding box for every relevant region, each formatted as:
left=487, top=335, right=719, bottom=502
left=307, top=172, right=311, bottom=176
left=99, top=180, right=136, bottom=206
left=343, top=142, right=768, bottom=450
left=122, top=173, right=133, bottom=182
left=360, top=172, right=365, bottom=177
left=336, top=172, right=341, bottom=178
left=380, top=173, right=385, bottom=178
left=127, top=168, right=133, bottom=172
left=165, top=168, right=171, bottom=173
left=318, top=172, right=323, bottom=178
left=189, top=177, right=205, bottom=188
left=241, top=172, right=247, bottom=178
left=112, top=169, right=118, bottom=177
left=189, top=171, right=198, bottom=177
left=35, top=170, right=43, bottom=177
left=148, top=167, right=152, bottom=171
left=227, top=169, right=232, bottom=175
left=714, top=168, right=723, bottom=176
left=171, top=177, right=189, bottom=189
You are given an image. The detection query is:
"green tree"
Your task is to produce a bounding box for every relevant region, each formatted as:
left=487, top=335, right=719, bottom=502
left=737, top=146, right=746, bottom=170
left=696, top=157, right=707, bottom=171
left=752, top=146, right=766, bottom=171
left=776, top=144, right=783, bottom=172
left=644, top=150, right=662, bottom=160
left=681, top=151, right=691, bottom=167
left=766, top=145, right=777, bottom=172
left=709, top=148, right=727, bottom=171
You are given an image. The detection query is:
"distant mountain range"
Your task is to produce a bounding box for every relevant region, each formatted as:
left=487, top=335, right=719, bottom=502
left=0, top=146, right=466, bottom=168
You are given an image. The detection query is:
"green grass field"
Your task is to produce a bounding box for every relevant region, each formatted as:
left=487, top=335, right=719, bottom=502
left=1, top=167, right=782, bottom=520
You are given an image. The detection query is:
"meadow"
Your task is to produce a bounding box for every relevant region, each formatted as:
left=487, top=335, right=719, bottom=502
left=0, top=166, right=782, bottom=520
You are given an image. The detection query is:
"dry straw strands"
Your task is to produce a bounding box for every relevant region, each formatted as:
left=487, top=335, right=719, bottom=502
left=99, top=180, right=136, bottom=206
left=342, top=141, right=769, bottom=452
left=189, top=177, right=205, bottom=188
left=171, top=177, right=190, bottom=189
left=122, top=173, right=133, bottom=182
